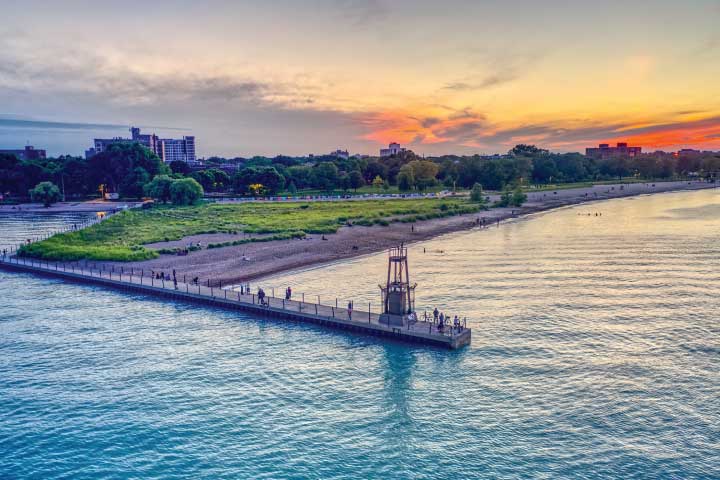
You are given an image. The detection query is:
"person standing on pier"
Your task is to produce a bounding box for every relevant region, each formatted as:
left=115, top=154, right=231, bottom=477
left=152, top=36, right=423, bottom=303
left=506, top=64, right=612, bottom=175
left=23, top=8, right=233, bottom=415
left=433, top=307, right=439, bottom=323
left=347, top=301, right=353, bottom=320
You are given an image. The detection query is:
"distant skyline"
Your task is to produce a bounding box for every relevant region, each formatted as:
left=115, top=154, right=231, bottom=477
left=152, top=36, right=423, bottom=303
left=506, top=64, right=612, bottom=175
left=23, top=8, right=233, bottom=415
left=1, top=0, right=719, bottom=157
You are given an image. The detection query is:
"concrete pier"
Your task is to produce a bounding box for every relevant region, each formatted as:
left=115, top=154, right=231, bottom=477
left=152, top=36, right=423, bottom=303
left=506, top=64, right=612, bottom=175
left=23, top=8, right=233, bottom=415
left=0, top=255, right=472, bottom=349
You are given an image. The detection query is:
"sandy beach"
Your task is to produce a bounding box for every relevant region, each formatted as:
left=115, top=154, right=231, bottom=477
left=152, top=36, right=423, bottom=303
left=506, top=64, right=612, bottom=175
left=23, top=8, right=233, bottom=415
left=81, top=180, right=715, bottom=286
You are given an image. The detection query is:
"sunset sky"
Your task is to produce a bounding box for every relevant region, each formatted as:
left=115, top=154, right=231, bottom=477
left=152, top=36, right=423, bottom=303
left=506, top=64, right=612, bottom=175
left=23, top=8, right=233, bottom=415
left=1, top=0, right=719, bottom=157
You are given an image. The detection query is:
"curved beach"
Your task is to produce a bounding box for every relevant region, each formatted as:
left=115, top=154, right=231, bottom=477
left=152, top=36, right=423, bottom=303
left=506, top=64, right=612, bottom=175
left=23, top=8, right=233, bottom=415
left=89, top=180, right=716, bottom=285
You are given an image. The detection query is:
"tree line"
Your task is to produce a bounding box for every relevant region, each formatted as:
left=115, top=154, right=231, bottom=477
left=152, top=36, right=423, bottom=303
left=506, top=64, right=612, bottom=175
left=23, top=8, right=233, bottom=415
left=2, top=142, right=719, bottom=205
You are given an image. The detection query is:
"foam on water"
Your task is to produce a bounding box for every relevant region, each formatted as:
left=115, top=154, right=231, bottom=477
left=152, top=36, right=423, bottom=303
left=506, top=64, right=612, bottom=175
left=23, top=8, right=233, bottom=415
left=1, top=191, right=719, bottom=479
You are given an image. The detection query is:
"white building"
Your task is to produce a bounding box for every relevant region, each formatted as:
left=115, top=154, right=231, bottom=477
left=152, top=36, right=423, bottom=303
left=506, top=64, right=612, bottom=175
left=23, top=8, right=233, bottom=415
left=380, top=142, right=405, bottom=157
left=159, top=136, right=196, bottom=164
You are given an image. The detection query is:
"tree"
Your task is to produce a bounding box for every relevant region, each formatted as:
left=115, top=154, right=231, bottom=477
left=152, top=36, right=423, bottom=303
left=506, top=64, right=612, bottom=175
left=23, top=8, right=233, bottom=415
left=397, top=164, right=415, bottom=191
left=30, top=181, right=61, bottom=207
left=509, top=144, right=548, bottom=157
left=511, top=187, right=527, bottom=206
left=364, top=161, right=388, bottom=183
left=478, top=160, right=505, bottom=190
left=338, top=173, right=351, bottom=191
left=285, top=165, right=314, bottom=189
left=169, top=178, right=204, bottom=205
left=169, top=160, right=191, bottom=175
left=0, top=153, right=22, bottom=194
left=144, top=175, right=174, bottom=203
left=191, top=170, right=216, bottom=191
left=313, top=162, right=339, bottom=191
left=120, top=167, right=150, bottom=198
left=348, top=170, right=365, bottom=191
left=255, top=167, right=285, bottom=194
left=470, top=183, right=485, bottom=203
left=407, top=160, right=439, bottom=190
left=287, top=181, right=298, bottom=194
left=371, top=175, right=384, bottom=189
left=532, top=157, right=559, bottom=183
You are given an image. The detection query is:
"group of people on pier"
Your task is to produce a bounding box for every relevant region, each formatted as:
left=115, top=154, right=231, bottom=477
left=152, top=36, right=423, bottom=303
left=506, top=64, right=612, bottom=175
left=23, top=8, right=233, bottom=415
left=430, top=307, right=466, bottom=332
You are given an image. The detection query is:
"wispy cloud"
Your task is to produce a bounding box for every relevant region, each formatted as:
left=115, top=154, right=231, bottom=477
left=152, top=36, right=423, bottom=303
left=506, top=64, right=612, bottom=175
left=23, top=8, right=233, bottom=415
left=443, top=69, right=519, bottom=91
left=0, top=32, right=324, bottom=111
left=332, top=0, right=388, bottom=28
left=441, top=46, right=543, bottom=92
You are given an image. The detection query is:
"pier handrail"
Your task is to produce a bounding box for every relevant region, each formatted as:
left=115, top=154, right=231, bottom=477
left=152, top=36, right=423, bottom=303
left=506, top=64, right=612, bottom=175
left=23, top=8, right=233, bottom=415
left=0, top=213, right=471, bottom=348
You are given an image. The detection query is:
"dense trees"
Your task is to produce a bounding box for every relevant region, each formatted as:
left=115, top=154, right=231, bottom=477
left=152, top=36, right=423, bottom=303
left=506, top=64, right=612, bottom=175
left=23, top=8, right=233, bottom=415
left=2, top=142, right=719, bottom=203
left=87, top=143, right=168, bottom=197
left=232, top=166, right=285, bottom=195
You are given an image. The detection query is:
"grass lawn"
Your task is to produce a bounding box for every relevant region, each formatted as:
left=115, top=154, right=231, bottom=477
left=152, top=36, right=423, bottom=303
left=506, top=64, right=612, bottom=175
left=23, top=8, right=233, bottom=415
left=20, top=198, right=483, bottom=261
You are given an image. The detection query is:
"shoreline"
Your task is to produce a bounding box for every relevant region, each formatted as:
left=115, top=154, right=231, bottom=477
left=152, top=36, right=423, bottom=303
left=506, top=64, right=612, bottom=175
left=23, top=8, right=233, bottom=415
left=84, top=180, right=716, bottom=286
left=0, top=200, right=144, bottom=213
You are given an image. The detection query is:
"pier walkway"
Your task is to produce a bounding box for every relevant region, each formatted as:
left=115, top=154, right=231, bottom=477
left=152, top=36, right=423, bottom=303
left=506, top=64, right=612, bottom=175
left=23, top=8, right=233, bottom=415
left=0, top=254, right=471, bottom=349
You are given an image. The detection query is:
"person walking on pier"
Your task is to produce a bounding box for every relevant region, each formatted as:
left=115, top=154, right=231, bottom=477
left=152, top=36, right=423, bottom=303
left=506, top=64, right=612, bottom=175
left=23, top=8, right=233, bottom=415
left=347, top=301, right=353, bottom=320
left=286, top=286, right=292, bottom=300
left=433, top=307, right=439, bottom=323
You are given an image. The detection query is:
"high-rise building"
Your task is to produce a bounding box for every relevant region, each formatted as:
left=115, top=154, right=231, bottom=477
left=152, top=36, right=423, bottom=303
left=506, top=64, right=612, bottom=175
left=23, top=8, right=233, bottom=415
left=585, top=142, right=642, bottom=159
left=159, top=136, right=196, bottom=164
left=0, top=145, right=46, bottom=160
left=86, top=127, right=196, bottom=163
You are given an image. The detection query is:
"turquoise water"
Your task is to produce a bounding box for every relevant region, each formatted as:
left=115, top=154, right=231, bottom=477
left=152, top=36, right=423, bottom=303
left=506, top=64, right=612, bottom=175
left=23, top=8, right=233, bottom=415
left=1, top=191, right=719, bottom=479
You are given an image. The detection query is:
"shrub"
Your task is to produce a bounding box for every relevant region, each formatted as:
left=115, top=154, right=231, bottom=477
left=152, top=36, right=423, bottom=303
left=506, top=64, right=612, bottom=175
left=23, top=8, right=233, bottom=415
left=144, top=175, right=174, bottom=203
left=470, top=183, right=485, bottom=203
left=170, top=178, right=204, bottom=205
left=30, top=181, right=61, bottom=207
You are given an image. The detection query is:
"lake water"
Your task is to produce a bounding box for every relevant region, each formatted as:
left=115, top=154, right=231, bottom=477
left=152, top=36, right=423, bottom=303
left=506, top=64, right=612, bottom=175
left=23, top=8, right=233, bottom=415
left=1, top=190, right=719, bottom=479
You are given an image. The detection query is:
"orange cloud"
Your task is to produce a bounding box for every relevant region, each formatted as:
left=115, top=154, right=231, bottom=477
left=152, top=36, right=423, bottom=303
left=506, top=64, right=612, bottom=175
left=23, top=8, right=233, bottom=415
left=600, top=117, right=720, bottom=151
left=359, top=108, right=720, bottom=154
left=359, top=108, right=488, bottom=146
